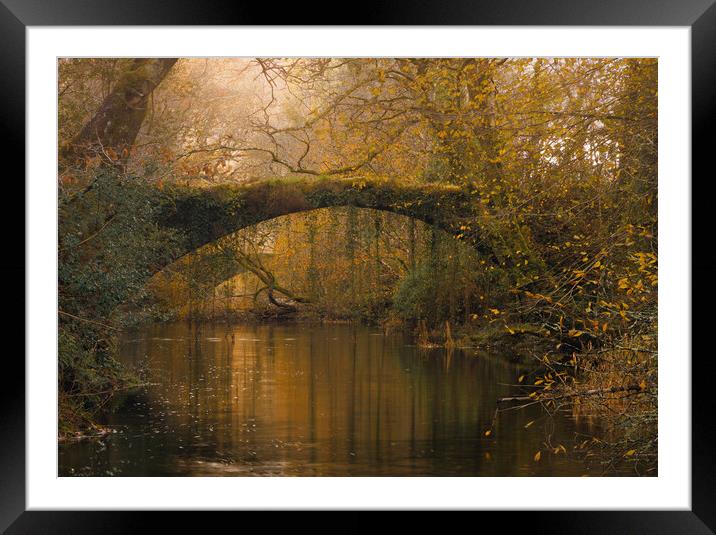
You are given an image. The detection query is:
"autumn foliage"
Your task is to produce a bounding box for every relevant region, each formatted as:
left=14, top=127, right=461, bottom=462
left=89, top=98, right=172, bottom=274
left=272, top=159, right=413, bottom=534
left=59, top=57, right=657, bottom=471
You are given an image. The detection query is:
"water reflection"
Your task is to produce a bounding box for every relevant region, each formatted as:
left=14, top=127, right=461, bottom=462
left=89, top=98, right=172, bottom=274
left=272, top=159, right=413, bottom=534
left=59, top=322, right=597, bottom=476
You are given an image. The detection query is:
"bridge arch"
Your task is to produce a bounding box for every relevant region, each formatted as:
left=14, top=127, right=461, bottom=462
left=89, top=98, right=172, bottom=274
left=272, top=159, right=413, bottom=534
left=156, top=176, right=497, bottom=272
left=150, top=205, right=489, bottom=316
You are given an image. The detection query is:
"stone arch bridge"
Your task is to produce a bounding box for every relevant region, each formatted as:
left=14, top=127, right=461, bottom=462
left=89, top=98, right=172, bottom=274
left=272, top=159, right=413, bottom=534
left=156, top=176, right=503, bottom=271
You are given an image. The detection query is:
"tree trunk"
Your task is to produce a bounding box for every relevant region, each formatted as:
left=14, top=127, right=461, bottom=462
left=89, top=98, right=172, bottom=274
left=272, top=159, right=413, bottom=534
left=408, top=217, right=416, bottom=272
left=417, top=319, right=431, bottom=347
left=444, top=321, right=455, bottom=350
left=61, top=58, right=178, bottom=170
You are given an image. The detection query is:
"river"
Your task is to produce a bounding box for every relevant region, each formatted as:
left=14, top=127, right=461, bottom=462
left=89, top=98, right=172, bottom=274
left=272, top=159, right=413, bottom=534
left=59, top=322, right=601, bottom=476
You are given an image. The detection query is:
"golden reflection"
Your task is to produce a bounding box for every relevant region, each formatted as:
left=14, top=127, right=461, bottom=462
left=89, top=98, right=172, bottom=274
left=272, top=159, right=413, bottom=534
left=61, top=322, right=601, bottom=476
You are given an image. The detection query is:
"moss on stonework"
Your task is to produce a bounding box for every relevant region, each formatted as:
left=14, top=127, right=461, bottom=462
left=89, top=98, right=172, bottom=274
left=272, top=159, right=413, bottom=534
left=161, top=176, right=477, bottom=247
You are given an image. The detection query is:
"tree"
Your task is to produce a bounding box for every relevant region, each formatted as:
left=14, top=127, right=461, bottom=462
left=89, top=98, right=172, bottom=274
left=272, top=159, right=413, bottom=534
left=60, top=58, right=178, bottom=171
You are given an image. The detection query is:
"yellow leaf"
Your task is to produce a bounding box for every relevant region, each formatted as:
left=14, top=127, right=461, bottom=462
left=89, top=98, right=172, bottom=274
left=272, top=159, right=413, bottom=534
left=625, top=449, right=636, bottom=457
left=484, top=429, right=492, bottom=437
left=534, top=451, right=541, bottom=462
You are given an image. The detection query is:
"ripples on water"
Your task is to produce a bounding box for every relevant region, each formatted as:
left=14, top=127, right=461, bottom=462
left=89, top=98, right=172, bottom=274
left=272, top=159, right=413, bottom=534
left=59, top=322, right=601, bottom=476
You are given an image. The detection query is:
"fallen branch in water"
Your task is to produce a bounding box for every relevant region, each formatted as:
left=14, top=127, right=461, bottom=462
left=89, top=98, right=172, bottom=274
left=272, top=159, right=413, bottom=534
left=497, top=384, right=646, bottom=404
left=58, top=426, right=113, bottom=443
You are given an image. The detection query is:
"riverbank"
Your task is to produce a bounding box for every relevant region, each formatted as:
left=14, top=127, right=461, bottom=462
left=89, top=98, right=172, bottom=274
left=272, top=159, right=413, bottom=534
left=494, top=327, right=658, bottom=475
left=141, top=306, right=553, bottom=353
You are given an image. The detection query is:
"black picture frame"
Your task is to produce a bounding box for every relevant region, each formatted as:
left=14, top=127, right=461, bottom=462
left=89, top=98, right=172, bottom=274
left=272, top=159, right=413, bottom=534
left=3, top=0, right=712, bottom=532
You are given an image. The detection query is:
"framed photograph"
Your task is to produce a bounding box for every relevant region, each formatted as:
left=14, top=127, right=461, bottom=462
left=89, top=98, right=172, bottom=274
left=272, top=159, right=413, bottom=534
left=6, top=0, right=712, bottom=531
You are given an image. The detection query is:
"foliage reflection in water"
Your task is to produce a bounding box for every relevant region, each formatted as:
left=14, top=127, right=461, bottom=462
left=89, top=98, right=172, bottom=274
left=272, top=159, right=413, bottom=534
left=59, top=322, right=601, bottom=476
